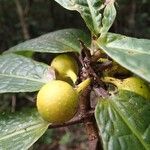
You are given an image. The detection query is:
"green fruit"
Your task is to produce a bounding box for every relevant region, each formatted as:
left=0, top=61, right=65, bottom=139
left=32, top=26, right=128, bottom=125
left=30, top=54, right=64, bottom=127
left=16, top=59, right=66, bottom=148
left=36, top=78, right=91, bottom=123
left=37, top=80, right=78, bottom=123
left=51, top=54, right=78, bottom=83
left=103, top=76, right=150, bottom=100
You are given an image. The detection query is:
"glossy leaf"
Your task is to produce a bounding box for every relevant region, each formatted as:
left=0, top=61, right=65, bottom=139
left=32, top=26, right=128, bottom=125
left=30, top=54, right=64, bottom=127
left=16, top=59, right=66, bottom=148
left=96, top=33, right=150, bottom=82
left=95, top=90, right=150, bottom=150
left=54, top=1, right=116, bottom=36
left=6, top=29, right=90, bottom=54
left=54, top=0, right=104, bottom=35
left=0, top=109, right=49, bottom=150
left=100, top=1, right=116, bottom=36
left=0, top=54, right=55, bottom=93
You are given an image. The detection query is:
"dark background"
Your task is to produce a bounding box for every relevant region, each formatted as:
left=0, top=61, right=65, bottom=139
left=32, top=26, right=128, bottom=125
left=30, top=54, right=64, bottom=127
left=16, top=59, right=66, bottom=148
left=0, top=0, right=149, bottom=149
left=0, top=0, right=150, bottom=52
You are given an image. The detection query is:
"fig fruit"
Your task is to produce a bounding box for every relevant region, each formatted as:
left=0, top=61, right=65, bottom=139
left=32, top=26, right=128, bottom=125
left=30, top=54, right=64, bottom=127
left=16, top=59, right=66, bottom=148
left=37, top=80, right=78, bottom=123
left=37, top=78, right=91, bottom=123
left=103, top=76, right=150, bottom=100
left=51, top=54, right=78, bottom=83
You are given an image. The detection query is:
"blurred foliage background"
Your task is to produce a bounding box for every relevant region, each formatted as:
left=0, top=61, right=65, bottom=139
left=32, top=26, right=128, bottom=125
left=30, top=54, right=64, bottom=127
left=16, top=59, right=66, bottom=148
left=0, top=0, right=149, bottom=52
left=0, top=0, right=149, bottom=149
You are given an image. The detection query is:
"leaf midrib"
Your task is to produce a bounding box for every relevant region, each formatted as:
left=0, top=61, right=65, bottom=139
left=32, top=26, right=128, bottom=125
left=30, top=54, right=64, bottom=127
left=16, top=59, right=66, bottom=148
left=0, top=122, right=48, bottom=141
left=87, top=0, right=99, bottom=34
left=0, top=73, right=45, bottom=84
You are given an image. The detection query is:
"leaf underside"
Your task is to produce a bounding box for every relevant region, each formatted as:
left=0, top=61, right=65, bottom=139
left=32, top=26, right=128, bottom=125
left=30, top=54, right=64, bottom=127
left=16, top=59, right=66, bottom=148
left=6, top=28, right=91, bottom=54
left=0, top=54, right=55, bottom=93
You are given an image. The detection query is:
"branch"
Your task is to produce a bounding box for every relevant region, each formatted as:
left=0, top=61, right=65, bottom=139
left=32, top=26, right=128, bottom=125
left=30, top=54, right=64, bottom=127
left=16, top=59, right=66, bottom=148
left=11, top=95, right=16, bottom=113
left=77, top=43, right=103, bottom=149
left=15, top=0, right=30, bottom=40
left=24, top=0, right=33, bottom=17
left=79, top=86, right=102, bottom=150
left=78, top=40, right=106, bottom=88
left=48, top=110, right=94, bottom=129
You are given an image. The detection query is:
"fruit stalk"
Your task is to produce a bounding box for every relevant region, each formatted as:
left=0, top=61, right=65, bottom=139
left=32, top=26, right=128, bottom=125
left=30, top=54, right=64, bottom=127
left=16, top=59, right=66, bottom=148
left=76, top=78, right=91, bottom=95
left=102, top=76, right=123, bottom=87
left=67, top=70, right=78, bottom=84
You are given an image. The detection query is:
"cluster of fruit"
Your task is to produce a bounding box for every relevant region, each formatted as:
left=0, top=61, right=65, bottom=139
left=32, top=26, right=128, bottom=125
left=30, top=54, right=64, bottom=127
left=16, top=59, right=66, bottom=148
left=99, top=55, right=150, bottom=99
left=36, top=54, right=150, bottom=124
left=37, top=54, right=90, bottom=124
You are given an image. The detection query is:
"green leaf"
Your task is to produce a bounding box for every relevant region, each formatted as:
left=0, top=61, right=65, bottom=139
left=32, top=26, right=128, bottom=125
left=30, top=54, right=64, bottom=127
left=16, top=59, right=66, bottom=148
left=100, top=1, right=116, bottom=36
left=54, top=1, right=116, bottom=36
left=95, top=90, right=150, bottom=150
left=6, top=29, right=90, bottom=54
left=96, top=32, right=150, bottom=82
left=0, top=109, right=49, bottom=150
left=54, top=0, right=104, bottom=36
left=0, top=54, right=55, bottom=93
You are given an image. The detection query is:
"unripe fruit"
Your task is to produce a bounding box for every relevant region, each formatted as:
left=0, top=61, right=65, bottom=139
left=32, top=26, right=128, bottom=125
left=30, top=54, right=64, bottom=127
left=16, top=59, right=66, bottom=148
left=103, top=76, right=150, bottom=100
left=37, top=80, right=78, bottom=123
left=51, top=54, right=78, bottom=83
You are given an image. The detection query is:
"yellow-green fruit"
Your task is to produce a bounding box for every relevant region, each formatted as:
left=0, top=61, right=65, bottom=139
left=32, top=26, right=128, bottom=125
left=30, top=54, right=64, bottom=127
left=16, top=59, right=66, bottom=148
left=51, top=54, right=78, bottom=83
left=37, top=80, right=78, bottom=123
left=103, top=76, right=150, bottom=100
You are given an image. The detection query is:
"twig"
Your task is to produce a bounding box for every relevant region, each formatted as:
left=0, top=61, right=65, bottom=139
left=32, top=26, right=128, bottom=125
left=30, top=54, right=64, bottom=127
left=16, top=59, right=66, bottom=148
left=79, top=86, right=102, bottom=150
left=77, top=41, right=103, bottom=149
left=128, top=0, right=136, bottom=31
left=15, top=0, right=30, bottom=40
left=25, top=95, right=36, bottom=103
left=48, top=110, right=94, bottom=129
left=93, top=87, right=109, bottom=98
left=24, top=0, right=33, bottom=17
left=11, top=95, right=16, bottom=113
left=79, top=40, right=106, bottom=88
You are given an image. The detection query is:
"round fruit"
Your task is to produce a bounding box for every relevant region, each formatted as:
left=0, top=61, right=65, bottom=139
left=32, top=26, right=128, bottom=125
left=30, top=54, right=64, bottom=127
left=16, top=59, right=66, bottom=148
left=37, top=80, right=78, bottom=123
left=51, top=54, right=78, bottom=83
left=103, top=76, right=150, bottom=100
